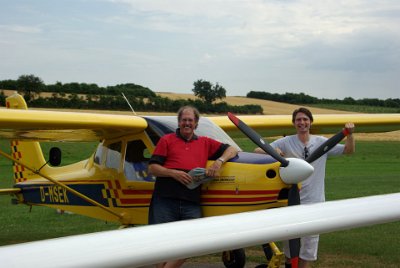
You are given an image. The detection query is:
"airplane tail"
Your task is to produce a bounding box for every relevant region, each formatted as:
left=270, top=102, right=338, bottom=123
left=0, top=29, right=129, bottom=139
left=6, top=92, right=47, bottom=182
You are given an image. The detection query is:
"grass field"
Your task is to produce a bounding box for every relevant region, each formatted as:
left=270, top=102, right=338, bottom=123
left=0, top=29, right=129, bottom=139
left=0, top=138, right=399, bottom=267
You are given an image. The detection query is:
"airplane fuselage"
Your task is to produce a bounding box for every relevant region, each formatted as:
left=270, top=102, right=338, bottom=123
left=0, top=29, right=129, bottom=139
left=13, top=150, right=289, bottom=224
left=4, top=106, right=294, bottom=225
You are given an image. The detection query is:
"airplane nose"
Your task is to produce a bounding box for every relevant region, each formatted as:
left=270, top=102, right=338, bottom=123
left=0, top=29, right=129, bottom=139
left=279, top=158, right=314, bottom=184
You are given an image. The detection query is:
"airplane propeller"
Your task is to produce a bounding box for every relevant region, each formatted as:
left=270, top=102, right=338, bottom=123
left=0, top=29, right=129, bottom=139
left=227, top=112, right=313, bottom=185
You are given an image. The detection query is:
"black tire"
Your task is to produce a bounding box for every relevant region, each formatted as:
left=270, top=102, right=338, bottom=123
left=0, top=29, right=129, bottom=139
left=222, top=248, right=246, bottom=268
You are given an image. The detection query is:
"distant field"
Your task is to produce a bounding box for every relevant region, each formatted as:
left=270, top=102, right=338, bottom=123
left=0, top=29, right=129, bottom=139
left=155, top=92, right=400, bottom=141
left=156, top=92, right=353, bottom=115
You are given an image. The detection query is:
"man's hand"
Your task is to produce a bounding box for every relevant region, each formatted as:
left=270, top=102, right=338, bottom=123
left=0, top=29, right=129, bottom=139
left=275, top=147, right=284, bottom=157
left=206, top=161, right=222, bottom=177
left=345, top=122, right=355, bottom=134
left=171, top=169, right=193, bottom=185
left=343, top=122, right=356, bottom=154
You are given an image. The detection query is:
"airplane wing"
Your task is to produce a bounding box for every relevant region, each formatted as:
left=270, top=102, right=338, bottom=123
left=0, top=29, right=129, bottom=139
left=210, top=113, right=400, bottom=137
left=0, top=193, right=399, bottom=268
left=0, top=109, right=148, bottom=141
left=1, top=107, right=399, bottom=141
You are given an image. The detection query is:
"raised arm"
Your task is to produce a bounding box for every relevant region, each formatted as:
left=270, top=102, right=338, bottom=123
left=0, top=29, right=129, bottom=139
left=343, top=122, right=355, bottom=154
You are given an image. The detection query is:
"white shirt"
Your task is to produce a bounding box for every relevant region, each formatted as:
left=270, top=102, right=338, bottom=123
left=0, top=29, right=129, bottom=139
left=271, top=135, right=344, bottom=203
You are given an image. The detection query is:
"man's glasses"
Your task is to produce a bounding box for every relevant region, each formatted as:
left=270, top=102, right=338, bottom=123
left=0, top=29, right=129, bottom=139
left=303, top=147, right=309, bottom=159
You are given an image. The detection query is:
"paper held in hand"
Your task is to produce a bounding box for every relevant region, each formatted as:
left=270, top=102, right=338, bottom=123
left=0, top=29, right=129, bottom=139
left=186, top=168, right=214, bottom=189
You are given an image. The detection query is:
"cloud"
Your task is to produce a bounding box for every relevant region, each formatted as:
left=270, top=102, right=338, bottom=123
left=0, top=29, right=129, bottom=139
left=1, top=0, right=399, bottom=99
left=0, top=24, right=42, bottom=34
left=108, top=0, right=400, bottom=57
left=291, top=29, right=400, bottom=73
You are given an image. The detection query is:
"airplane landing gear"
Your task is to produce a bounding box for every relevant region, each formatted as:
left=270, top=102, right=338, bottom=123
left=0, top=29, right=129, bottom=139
left=222, top=243, right=283, bottom=268
left=255, top=242, right=284, bottom=268
left=222, top=248, right=246, bottom=268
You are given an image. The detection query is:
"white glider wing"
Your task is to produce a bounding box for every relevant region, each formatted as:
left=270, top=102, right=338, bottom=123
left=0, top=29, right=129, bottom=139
left=0, top=193, right=399, bottom=267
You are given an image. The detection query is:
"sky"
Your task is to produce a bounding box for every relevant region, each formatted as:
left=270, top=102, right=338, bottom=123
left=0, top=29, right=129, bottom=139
left=1, top=0, right=399, bottom=100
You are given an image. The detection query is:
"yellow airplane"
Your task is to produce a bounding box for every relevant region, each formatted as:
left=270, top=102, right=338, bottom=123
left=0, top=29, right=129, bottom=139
left=1, top=92, right=400, bottom=267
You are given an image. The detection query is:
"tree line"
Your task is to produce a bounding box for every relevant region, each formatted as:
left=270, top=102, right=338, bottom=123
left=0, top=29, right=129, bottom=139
left=247, top=91, right=400, bottom=109
left=0, top=75, right=263, bottom=114
left=2, top=74, right=398, bottom=114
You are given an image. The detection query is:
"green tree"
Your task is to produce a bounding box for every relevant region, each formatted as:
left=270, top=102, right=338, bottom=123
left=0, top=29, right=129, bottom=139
left=16, top=74, right=44, bottom=101
left=0, top=90, right=5, bottom=104
left=192, top=79, right=226, bottom=104
left=0, top=79, right=18, bottom=90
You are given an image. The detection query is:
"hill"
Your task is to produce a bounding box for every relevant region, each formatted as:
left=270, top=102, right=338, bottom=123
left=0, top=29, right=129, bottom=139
left=2, top=89, right=351, bottom=115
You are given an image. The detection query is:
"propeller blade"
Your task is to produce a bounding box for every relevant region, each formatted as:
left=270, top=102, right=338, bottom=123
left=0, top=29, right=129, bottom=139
left=227, top=112, right=313, bottom=184
left=228, top=112, right=289, bottom=167
left=305, top=129, right=350, bottom=163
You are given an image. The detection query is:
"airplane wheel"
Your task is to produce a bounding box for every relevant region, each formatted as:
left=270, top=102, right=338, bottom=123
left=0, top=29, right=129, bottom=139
left=222, top=248, right=246, bottom=268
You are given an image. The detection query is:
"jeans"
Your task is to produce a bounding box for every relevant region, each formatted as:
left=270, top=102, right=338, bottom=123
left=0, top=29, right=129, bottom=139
left=148, top=195, right=202, bottom=224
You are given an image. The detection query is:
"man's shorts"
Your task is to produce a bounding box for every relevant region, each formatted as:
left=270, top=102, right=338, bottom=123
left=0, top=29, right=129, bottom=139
left=283, top=234, right=319, bottom=261
left=148, top=195, right=202, bottom=224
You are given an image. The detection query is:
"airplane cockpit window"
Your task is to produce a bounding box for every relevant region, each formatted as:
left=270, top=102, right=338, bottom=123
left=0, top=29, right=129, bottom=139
left=144, top=117, right=174, bottom=145
left=196, top=118, right=241, bottom=151
left=105, top=141, right=122, bottom=171
left=144, top=116, right=241, bottom=151
left=124, top=140, right=155, bottom=182
left=94, top=143, right=104, bottom=165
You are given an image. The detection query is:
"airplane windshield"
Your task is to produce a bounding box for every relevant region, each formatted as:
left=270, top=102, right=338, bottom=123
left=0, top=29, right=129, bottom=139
left=144, top=116, right=241, bottom=151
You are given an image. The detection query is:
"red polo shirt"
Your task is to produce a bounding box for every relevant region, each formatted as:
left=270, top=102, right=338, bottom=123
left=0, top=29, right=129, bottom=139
left=150, top=129, right=228, bottom=203
left=153, top=132, right=223, bottom=170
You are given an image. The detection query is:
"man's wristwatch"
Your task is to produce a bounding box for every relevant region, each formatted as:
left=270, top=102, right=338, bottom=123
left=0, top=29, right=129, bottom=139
left=217, top=157, right=225, bottom=163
